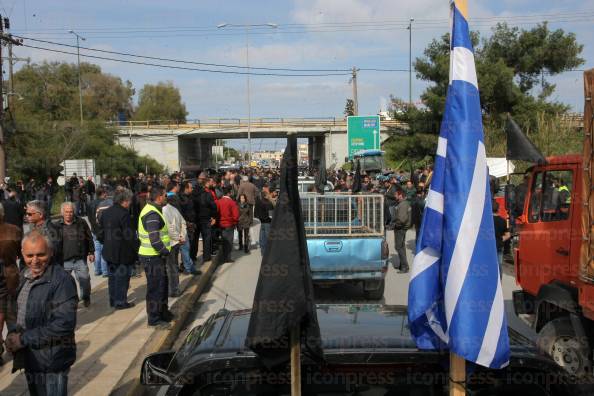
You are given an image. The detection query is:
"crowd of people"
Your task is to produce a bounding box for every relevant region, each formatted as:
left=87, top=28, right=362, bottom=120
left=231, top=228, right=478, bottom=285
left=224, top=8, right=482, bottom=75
left=0, top=162, right=451, bottom=395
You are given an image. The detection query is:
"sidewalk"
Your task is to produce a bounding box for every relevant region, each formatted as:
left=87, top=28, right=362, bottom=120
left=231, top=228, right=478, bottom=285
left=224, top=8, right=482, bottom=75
left=0, top=268, right=199, bottom=395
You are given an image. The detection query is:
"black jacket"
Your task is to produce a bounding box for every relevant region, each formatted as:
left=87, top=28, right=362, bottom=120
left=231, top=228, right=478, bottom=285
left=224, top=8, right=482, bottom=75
left=15, top=262, right=78, bottom=373
left=58, top=217, right=94, bottom=262
left=99, top=203, right=138, bottom=265
left=178, top=193, right=196, bottom=223
left=192, top=186, right=217, bottom=222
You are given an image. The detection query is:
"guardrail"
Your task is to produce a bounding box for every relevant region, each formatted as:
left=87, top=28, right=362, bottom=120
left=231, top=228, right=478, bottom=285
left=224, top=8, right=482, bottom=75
left=109, top=117, right=408, bottom=130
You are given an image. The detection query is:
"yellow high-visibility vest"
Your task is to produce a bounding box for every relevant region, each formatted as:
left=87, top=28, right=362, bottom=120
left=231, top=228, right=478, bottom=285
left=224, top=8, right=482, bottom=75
left=137, top=203, right=171, bottom=256
left=558, top=185, right=571, bottom=204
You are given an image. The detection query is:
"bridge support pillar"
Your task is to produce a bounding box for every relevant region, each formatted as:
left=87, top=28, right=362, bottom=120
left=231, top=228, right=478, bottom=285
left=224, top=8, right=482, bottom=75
left=179, top=137, right=215, bottom=171
left=308, top=136, right=325, bottom=169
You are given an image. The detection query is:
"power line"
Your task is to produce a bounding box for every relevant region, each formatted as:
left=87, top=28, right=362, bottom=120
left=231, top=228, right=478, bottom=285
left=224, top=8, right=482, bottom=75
left=16, top=36, right=351, bottom=72
left=21, top=43, right=352, bottom=77
left=10, top=10, right=594, bottom=34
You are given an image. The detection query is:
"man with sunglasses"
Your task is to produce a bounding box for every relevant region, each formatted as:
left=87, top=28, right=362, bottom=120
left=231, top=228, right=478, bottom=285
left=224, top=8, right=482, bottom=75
left=25, top=200, right=63, bottom=265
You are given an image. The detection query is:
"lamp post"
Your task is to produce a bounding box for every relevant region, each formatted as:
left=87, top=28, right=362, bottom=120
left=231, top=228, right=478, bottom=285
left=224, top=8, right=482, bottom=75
left=217, top=23, right=278, bottom=163
left=407, top=18, right=414, bottom=107
left=68, top=30, right=85, bottom=126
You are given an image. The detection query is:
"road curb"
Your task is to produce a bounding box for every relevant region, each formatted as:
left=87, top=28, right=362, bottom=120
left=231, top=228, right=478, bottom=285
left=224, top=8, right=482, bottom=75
left=111, top=255, right=220, bottom=396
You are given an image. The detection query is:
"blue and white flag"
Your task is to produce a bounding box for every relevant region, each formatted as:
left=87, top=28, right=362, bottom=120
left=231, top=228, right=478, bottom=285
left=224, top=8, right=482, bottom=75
left=407, top=0, right=510, bottom=369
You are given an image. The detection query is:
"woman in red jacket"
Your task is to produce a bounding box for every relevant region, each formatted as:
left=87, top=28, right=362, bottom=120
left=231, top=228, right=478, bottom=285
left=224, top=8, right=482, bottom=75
left=216, top=186, right=239, bottom=263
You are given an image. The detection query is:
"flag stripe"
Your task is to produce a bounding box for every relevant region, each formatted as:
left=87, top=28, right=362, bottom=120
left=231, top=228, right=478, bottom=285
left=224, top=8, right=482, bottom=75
left=444, top=141, right=487, bottom=328
left=426, top=190, right=444, bottom=215
left=437, top=137, right=448, bottom=158
left=451, top=47, right=478, bottom=88
left=476, top=266, right=505, bottom=367
left=411, top=247, right=440, bottom=281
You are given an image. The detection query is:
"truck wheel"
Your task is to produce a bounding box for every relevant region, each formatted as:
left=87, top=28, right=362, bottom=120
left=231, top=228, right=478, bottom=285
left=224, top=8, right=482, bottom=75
left=536, top=317, right=592, bottom=378
left=364, top=280, right=385, bottom=300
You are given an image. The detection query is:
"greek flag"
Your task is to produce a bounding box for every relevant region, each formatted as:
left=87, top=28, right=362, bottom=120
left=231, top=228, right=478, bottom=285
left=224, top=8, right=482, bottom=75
left=407, top=0, right=510, bottom=369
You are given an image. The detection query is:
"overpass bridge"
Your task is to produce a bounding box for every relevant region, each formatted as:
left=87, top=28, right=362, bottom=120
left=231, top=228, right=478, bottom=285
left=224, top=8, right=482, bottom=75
left=115, top=117, right=407, bottom=171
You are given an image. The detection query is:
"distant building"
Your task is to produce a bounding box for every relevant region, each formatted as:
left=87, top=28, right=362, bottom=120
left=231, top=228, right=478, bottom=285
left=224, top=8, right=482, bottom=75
left=298, top=144, right=309, bottom=164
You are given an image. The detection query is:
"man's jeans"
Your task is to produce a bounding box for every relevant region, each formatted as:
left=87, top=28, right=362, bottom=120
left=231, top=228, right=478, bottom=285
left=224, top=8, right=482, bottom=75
left=165, top=245, right=180, bottom=296
left=25, top=370, right=69, bottom=396
left=259, top=222, right=271, bottom=256
left=107, top=261, right=131, bottom=307
left=180, top=238, right=195, bottom=272
left=63, top=258, right=91, bottom=302
left=93, top=236, right=108, bottom=275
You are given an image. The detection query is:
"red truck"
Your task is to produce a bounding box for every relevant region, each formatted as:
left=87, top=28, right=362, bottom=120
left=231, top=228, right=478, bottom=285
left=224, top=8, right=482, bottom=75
left=512, top=69, right=594, bottom=377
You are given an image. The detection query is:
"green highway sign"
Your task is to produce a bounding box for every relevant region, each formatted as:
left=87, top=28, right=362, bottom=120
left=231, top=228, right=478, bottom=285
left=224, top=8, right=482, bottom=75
left=347, top=115, right=381, bottom=159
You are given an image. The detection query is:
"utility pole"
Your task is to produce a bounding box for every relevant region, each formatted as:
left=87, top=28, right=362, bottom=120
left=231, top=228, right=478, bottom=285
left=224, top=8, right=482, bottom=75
left=408, top=18, right=414, bottom=106
left=68, top=30, right=85, bottom=127
left=0, top=16, right=22, bottom=182
left=351, top=66, right=359, bottom=116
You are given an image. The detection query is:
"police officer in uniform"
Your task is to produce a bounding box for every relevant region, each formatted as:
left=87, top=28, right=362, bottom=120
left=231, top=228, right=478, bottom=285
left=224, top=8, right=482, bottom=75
left=137, top=186, right=173, bottom=328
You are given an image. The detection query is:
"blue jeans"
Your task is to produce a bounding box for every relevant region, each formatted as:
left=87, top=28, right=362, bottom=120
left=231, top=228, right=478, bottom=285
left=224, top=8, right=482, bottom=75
left=259, top=222, right=271, bottom=256
left=93, top=236, right=108, bottom=275
left=180, top=238, right=195, bottom=272
left=63, top=258, right=91, bottom=301
left=107, top=262, right=131, bottom=307
left=25, top=369, right=69, bottom=396
left=497, top=249, right=504, bottom=279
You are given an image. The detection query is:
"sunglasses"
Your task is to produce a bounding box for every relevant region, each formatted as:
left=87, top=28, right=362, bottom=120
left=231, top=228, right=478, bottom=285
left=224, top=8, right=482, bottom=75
left=25, top=212, right=40, bottom=216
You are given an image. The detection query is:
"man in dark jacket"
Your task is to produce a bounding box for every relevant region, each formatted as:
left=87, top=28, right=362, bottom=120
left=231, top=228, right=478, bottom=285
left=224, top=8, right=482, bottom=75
left=193, top=175, right=217, bottom=263
left=59, top=202, right=94, bottom=307
left=88, top=187, right=112, bottom=276
left=390, top=189, right=412, bottom=273
left=99, top=188, right=136, bottom=309
left=178, top=181, right=198, bottom=274
left=25, top=200, right=63, bottom=265
left=5, top=230, right=78, bottom=396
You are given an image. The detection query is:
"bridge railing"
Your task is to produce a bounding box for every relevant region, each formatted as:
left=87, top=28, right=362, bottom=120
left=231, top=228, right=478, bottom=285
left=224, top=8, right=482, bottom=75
left=109, top=117, right=408, bottom=130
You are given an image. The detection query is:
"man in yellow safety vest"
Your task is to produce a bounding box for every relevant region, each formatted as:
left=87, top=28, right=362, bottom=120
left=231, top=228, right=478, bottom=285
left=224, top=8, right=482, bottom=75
left=137, top=186, right=173, bottom=328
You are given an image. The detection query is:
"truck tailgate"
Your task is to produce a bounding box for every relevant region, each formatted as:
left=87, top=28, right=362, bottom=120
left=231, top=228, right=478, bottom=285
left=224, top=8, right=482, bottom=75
left=307, top=238, right=386, bottom=273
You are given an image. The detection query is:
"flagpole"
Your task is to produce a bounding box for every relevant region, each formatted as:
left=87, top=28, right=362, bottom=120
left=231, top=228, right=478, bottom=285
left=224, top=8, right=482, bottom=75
left=290, top=325, right=301, bottom=396
left=450, top=352, right=466, bottom=396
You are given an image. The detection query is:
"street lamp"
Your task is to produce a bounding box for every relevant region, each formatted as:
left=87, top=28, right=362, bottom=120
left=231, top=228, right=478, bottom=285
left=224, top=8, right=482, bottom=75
left=217, top=23, right=278, bottom=163
left=407, top=18, right=414, bottom=107
left=68, top=30, right=85, bottom=126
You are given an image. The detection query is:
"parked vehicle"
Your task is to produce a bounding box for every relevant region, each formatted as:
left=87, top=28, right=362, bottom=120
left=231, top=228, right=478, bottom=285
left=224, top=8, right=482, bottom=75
left=141, top=304, right=585, bottom=395
left=353, top=149, right=386, bottom=177
left=301, top=193, right=388, bottom=299
left=512, top=69, right=594, bottom=377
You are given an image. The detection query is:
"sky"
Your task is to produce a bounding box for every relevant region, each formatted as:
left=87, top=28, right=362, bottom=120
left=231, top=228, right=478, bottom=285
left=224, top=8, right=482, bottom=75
left=4, top=0, right=594, bottom=150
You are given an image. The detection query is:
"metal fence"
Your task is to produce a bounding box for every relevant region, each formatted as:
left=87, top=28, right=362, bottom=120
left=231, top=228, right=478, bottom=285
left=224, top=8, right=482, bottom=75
left=300, top=194, right=384, bottom=237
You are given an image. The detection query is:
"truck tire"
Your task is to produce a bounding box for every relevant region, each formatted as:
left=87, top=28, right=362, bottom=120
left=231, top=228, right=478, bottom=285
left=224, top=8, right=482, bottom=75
left=364, top=280, right=385, bottom=300
left=536, top=317, right=592, bottom=378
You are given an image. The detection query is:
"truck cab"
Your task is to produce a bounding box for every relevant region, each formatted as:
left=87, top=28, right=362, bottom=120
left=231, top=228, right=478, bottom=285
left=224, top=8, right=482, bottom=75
left=513, top=154, right=594, bottom=377
left=352, top=149, right=385, bottom=178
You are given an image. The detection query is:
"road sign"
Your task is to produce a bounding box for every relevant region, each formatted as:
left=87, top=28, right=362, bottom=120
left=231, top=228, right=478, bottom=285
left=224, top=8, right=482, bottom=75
left=347, top=115, right=381, bottom=159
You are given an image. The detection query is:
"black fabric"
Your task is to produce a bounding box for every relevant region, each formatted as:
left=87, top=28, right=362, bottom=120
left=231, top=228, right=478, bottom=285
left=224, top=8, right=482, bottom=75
left=2, top=198, right=24, bottom=230
left=315, top=154, right=327, bottom=194
left=141, top=256, right=168, bottom=325
left=352, top=160, right=362, bottom=193
left=505, top=116, right=546, bottom=164
left=245, top=135, right=323, bottom=368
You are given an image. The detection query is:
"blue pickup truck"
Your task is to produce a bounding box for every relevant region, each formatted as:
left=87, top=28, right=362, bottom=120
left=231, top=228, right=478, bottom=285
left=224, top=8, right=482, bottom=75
left=300, top=193, right=389, bottom=299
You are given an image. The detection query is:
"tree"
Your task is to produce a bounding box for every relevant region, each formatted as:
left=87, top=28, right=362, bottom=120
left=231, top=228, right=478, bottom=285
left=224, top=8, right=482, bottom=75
left=414, top=23, right=583, bottom=130
left=344, top=99, right=355, bottom=117
left=133, top=81, right=188, bottom=123
left=6, top=61, right=163, bottom=180
left=12, top=62, right=134, bottom=122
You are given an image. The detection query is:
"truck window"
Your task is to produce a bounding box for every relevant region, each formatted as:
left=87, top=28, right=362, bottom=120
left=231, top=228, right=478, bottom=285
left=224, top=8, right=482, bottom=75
left=528, top=172, right=544, bottom=223
left=529, top=170, right=572, bottom=223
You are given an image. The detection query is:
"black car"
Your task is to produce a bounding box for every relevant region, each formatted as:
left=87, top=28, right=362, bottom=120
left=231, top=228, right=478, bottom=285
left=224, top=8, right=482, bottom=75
left=142, top=304, right=591, bottom=395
